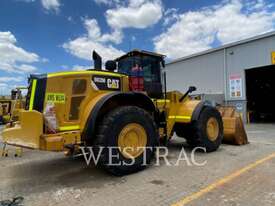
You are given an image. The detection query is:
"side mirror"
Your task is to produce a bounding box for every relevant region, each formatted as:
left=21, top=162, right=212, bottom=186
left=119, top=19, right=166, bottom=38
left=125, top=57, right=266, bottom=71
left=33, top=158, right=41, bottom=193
left=105, top=60, right=117, bottom=71
left=179, top=86, right=197, bottom=102
left=161, top=59, right=165, bottom=68
left=188, top=86, right=197, bottom=93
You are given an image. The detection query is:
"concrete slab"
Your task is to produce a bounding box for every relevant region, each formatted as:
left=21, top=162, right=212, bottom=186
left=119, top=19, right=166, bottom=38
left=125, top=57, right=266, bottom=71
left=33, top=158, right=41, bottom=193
left=0, top=124, right=275, bottom=206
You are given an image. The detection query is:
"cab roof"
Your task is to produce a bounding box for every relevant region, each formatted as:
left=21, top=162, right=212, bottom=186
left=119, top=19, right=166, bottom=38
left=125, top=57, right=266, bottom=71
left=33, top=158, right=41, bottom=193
left=115, top=49, right=166, bottom=61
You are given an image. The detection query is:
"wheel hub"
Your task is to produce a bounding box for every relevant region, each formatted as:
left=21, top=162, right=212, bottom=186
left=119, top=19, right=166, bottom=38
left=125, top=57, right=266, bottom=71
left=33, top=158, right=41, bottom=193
left=206, top=117, right=219, bottom=141
left=118, top=123, right=147, bottom=158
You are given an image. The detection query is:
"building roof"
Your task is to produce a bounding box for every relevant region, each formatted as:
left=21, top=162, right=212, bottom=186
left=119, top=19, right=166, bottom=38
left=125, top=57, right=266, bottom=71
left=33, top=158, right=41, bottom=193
left=167, top=31, right=275, bottom=65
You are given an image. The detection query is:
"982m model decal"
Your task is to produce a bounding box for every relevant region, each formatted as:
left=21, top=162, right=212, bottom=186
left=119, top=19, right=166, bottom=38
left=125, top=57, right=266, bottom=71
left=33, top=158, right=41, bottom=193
left=92, top=75, right=121, bottom=91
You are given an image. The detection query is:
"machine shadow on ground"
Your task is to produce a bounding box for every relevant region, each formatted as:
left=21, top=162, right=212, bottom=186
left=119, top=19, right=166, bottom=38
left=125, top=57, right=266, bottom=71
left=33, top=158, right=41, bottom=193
left=0, top=117, right=230, bottom=198
left=3, top=139, right=198, bottom=195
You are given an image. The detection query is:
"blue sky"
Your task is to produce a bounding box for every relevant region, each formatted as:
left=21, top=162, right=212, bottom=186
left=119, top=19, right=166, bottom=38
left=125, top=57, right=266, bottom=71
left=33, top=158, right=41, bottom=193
left=0, top=0, right=275, bottom=94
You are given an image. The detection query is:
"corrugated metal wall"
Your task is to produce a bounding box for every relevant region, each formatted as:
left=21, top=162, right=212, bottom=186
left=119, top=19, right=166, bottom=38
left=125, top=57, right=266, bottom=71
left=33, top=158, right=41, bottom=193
left=166, top=34, right=275, bottom=122
left=224, top=36, right=275, bottom=101
left=166, top=50, right=225, bottom=95
left=166, top=35, right=275, bottom=101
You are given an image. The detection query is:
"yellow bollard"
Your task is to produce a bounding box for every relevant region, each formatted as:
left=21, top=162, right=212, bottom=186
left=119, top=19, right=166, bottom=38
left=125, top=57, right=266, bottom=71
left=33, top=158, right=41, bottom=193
left=15, top=147, right=23, bottom=157
left=1, top=149, right=9, bottom=157
left=1, top=143, right=8, bottom=157
left=1, top=144, right=23, bottom=157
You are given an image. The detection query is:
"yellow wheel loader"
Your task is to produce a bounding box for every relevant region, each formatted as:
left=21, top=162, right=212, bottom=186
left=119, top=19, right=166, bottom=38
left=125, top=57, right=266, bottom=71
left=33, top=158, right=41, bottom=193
left=1, top=50, right=246, bottom=175
left=0, top=100, right=12, bottom=124
left=0, top=87, right=27, bottom=124
left=10, top=87, right=28, bottom=122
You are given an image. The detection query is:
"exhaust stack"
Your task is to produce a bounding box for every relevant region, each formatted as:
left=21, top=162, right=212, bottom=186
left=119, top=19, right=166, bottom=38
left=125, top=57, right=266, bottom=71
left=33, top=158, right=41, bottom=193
left=92, top=50, right=102, bottom=70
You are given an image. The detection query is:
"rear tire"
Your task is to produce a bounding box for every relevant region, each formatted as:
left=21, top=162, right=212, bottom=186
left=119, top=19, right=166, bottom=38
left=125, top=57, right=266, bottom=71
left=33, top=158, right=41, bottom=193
left=93, top=106, right=158, bottom=176
left=176, top=106, right=223, bottom=152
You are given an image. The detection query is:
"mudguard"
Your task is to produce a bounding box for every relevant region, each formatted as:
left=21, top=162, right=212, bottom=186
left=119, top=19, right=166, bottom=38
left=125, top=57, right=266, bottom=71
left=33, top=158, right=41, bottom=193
left=82, top=92, right=156, bottom=143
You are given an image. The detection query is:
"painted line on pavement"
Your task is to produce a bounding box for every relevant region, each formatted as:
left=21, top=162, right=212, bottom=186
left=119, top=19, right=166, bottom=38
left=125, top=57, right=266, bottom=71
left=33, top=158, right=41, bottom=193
left=171, top=152, right=275, bottom=206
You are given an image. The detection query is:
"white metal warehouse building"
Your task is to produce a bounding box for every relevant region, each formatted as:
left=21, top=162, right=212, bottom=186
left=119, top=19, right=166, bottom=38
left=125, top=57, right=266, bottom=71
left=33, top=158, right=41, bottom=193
left=166, top=31, right=275, bottom=123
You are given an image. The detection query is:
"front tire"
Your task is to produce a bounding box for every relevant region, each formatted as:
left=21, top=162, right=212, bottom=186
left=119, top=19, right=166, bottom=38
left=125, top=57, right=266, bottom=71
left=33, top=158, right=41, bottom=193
left=94, top=106, right=158, bottom=176
left=176, top=106, right=223, bottom=152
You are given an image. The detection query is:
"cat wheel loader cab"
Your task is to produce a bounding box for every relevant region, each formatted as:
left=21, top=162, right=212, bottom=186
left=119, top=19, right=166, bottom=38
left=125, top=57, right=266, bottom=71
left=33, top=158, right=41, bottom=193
left=2, top=49, right=226, bottom=175
left=0, top=87, right=27, bottom=124
left=10, top=86, right=28, bottom=122
left=0, top=100, right=12, bottom=124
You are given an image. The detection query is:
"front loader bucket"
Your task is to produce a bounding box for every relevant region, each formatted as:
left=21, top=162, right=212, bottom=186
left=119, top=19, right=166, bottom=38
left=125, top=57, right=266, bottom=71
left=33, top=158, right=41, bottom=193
left=218, top=106, right=248, bottom=145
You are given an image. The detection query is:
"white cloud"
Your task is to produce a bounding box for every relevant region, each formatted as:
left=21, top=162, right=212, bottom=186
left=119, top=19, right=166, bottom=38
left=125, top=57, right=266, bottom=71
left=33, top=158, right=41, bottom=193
left=67, top=16, right=73, bottom=22
left=0, top=83, right=8, bottom=87
left=62, top=64, right=92, bottom=71
left=41, top=57, right=49, bottom=63
left=163, top=8, right=179, bottom=26
left=61, top=65, right=69, bottom=70
left=106, top=0, right=163, bottom=29
left=0, top=83, right=18, bottom=95
left=0, top=31, right=40, bottom=73
left=154, top=0, right=275, bottom=59
left=94, top=0, right=153, bottom=8
left=0, top=76, right=24, bottom=95
left=63, top=18, right=124, bottom=62
left=94, top=0, right=108, bottom=5
left=72, top=65, right=91, bottom=71
left=17, top=64, right=37, bottom=72
left=65, top=0, right=163, bottom=62
left=93, top=0, right=121, bottom=6
left=0, top=77, right=23, bottom=82
left=17, top=0, right=35, bottom=2
left=84, top=18, right=123, bottom=44
left=18, top=0, right=61, bottom=12
left=0, top=83, right=9, bottom=95
left=128, top=0, right=147, bottom=7
left=41, top=0, right=61, bottom=12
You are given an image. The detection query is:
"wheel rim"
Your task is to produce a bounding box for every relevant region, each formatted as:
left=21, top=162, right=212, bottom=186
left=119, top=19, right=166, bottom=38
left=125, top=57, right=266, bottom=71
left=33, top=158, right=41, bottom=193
left=118, top=123, right=147, bottom=159
left=206, top=117, right=219, bottom=141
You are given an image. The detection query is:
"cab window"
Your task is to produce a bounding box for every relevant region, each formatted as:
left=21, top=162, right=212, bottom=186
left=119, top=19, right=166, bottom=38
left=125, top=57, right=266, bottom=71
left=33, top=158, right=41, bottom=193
left=118, top=56, right=161, bottom=83
left=141, top=56, right=161, bottom=82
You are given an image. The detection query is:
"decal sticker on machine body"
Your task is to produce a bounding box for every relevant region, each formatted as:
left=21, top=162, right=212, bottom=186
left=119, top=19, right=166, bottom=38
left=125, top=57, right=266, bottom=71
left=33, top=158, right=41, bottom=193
left=92, top=75, right=121, bottom=91
left=46, top=93, right=66, bottom=103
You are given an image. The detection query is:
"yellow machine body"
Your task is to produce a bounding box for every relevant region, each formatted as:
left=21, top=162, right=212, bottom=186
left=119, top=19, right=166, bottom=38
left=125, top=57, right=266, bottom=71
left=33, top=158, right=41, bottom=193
left=153, top=91, right=201, bottom=138
left=2, top=70, right=201, bottom=151
left=1, top=50, right=247, bottom=153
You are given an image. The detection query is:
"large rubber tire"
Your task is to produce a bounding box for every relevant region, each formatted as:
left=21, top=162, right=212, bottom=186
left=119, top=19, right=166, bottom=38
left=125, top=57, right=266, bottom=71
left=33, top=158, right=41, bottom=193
left=93, top=106, right=158, bottom=176
left=177, top=106, right=223, bottom=152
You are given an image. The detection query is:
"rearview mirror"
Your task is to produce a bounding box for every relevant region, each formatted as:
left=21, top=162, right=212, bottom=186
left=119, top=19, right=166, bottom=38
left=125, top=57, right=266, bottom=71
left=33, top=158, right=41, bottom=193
left=188, top=86, right=197, bottom=93
left=179, top=86, right=197, bottom=102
